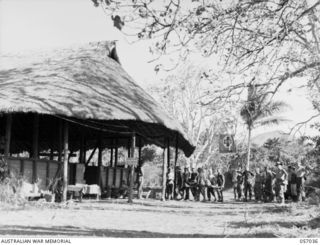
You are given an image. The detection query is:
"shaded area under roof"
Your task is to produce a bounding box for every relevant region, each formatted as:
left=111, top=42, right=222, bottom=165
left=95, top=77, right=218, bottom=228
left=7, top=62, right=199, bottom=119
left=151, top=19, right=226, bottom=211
left=0, top=41, right=195, bottom=157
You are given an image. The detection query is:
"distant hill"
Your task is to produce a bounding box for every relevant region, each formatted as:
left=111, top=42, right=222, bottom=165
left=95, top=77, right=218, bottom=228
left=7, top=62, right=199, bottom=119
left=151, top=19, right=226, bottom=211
left=251, top=130, right=292, bottom=147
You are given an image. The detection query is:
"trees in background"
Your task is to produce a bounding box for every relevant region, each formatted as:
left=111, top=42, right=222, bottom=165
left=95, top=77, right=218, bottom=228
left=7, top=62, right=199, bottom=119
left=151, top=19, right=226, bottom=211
left=92, top=0, right=320, bottom=106
left=240, top=84, right=288, bottom=170
left=149, top=62, right=238, bottom=169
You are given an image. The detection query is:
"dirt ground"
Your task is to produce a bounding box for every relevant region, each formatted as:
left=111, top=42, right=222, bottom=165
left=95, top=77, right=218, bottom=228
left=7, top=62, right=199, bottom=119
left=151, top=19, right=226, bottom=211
left=0, top=190, right=319, bottom=238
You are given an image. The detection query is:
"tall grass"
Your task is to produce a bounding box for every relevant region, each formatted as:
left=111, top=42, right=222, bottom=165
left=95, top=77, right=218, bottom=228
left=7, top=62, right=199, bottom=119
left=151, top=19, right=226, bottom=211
left=0, top=158, right=27, bottom=207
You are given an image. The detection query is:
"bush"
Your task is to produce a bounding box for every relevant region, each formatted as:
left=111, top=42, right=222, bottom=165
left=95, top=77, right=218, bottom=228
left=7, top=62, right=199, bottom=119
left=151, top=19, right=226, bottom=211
left=0, top=157, right=27, bottom=207
left=307, top=189, right=320, bottom=206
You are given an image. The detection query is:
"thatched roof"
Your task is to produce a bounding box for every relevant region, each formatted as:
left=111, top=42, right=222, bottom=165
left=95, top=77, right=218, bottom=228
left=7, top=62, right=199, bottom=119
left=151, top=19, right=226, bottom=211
left=0, top=41, right=195, bottom=157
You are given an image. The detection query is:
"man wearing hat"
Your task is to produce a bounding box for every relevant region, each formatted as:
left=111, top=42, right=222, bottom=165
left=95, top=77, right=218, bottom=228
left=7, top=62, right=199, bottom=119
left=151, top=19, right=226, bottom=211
left=242, top=168, right=255, bottom=202
left=263, top=166, right=276, bottom=202
left=182, top=167, right=191, bottom=200
left=296, top=161, right=307, bottom=202
left=275, top=161, right=288, bottom=205
left=174, top=166, right=183, bottom=200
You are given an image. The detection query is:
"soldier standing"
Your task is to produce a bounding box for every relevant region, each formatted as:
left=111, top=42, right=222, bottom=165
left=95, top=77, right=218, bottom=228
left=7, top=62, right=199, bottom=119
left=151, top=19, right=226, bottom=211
left=254, top=167, right=263, bottom=202
left=263, top=166, right=275, bottom=202
left=182, top=167, right=191, bottom=200
left=232, top=167, right=242, bottom=200
left=174, top=166, right=183, bottom=199
left=275, top=161, right=288, bottom=205
left=296, top=161, right=307, bottom=202
left=216, top=169, right=225, bottom=202
left=206, top=169, right=217, bottom=202
left=236, top=169, right=244, bottom=200
left=243, top=169, right=254, bottom=201
left=166, top=167, right=174, bottom=200
left=196, top=168, right=207, bottom=201
left=190, top=168, right=198, bottom=201
left=136, top=162, right=144, bottom=199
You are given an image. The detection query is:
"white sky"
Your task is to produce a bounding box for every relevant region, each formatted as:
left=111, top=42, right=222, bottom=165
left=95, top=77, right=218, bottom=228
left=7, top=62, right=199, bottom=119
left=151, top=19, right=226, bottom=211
left=1, top=0, right=319, bottom=138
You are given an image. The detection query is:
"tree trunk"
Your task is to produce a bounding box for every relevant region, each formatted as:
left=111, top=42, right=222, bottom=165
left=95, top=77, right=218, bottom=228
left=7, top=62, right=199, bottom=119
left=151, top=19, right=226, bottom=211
left=246, top=127, right=252, bottom=171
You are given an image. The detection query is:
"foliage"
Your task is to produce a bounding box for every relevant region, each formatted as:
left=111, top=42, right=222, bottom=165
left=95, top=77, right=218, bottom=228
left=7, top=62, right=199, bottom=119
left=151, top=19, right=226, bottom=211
left=149, top=62, right=238, bottom=168
left=0, top=158, right=26, bottom=207
left=92, top=0, right=320, bottom=104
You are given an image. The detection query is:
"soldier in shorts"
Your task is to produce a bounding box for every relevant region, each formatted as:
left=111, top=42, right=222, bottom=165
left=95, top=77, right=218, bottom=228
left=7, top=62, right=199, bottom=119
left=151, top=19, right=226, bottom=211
left=263, top=166, right=275, bottom=202
left=232, top=167, right=242, bottom=200
left=275, top=162, right=288, bottom=205
left=296, top=161, right=307, bottom=202
left=242, top=169, right=254, bottom=201
left=254, top=167, right=263, bottom=202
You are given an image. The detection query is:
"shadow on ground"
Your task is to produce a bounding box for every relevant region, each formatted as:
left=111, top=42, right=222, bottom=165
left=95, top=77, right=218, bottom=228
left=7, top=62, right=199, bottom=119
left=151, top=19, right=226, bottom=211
left=0, top=225, right=278, bottom=238
left=230, top=220, right=306, bottom=229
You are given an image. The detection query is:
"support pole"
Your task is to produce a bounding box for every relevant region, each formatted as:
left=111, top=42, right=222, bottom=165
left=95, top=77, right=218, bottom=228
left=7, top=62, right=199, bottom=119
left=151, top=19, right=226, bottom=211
left=62, top=121, right=69, bottom=202
left=32, top=114, right=39, bottom=183
left=97, top=135, right=102, bottom=188
left=79, top=131, right=84, bottom=163
left=174, top=135, right=179, bottom=199
left=110, top=139, right=114, bottom=167
left=115, top=138, right=118, bottom=166
left=4, top=114, right=12, bottom=158
left=138, top=137, right=142, bottom=166
left=128, top=133, right=136, bottom=203
left=161, top=138, right=169, bottom=201
left=58, top=120, right=63, bottom=162
left=113, top=138, right=118, bottom=186
left=167, top=139, right=170, bottom=169
left=83, top=138, right=87, bottom=163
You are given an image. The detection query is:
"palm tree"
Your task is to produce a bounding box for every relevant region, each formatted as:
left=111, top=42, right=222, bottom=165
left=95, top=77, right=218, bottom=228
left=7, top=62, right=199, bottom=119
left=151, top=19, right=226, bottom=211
left=240, top=85, right=288, bottom=170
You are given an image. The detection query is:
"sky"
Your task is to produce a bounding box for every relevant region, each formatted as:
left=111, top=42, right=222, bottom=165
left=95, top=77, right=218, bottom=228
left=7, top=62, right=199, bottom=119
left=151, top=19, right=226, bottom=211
left=1, top=0, right=319, bottom=138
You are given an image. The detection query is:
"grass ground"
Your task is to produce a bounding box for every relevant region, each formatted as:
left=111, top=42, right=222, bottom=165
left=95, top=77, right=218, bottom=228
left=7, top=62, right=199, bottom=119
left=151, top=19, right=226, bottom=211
left=0, top=189, right=319, bottom=238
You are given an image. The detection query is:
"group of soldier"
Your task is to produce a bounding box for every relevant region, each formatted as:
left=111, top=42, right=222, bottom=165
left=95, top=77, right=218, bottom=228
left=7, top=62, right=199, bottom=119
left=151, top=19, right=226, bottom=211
left=166, top=167, right=225, bottom=202
left=232, top=161, right=308, bottom=204
left=164, top=161, right=308, bottom=205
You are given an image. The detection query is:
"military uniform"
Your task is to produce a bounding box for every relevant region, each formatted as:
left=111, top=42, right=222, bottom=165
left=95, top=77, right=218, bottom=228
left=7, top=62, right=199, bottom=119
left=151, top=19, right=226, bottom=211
left=275, top=165, right=288, bottom=204
left=136, top=165, right=144, bottom=199
left=190, top=171, right=198, bottom=201
left=166, top=170, right=174, bottom=200
left=232, top=170, right=241, bottom=200
left=206, top=175, right=217, bottom=202
left=243, top=170, right=254, bottom=201
left=296, top=166, right=306, bottom=202
left=263, top=169, right=275, bottom=202
left=182, top=170, right=191, bottom=200
left=216, top=172, right=225, bottom=202
left=196, top=172, right=207, bottom=201
left=236, top=174, right=244, bottom=200
left=254, top=172, right=263, bottom=201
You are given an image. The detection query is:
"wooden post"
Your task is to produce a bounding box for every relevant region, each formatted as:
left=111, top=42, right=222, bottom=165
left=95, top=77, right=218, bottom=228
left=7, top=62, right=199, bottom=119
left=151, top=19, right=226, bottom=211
left=138, top=137, right=142, bottom=165
left=97, top=135, right=102, bottom=188
left=174, top=135, right=179, bottom=199
left=113, top=138, right=118, bottom=186
left=110, top=139, right=114, bottom=167
left=161, top=138, right=169, bottom=201
left=62, top=121, right=69, bottom=202
left=79, top=131, right=84, bottom=163
left=46, top=160, right=50, bottom=186
left=4, top=114, right=12, bottom=158
left=128, top=133, right=136, bottom=203
left=167, top=139, right=170, bottom=169
left=115, top=138, right=118, bottom=166
left=32, top=114, right=39, bottom=183
left=83, top=138, right=87, bottom=163
left=58, top=120, right=63, bottom=162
